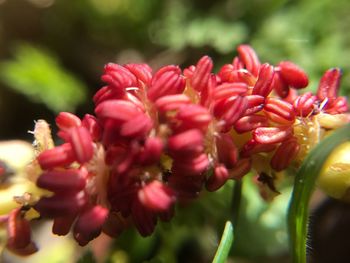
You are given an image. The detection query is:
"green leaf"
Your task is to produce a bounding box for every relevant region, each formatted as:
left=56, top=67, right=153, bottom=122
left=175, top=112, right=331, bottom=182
left=212, top=221, right=234, bottom=263
left=0, top=44, right=87, bottom=113
left=288, top=123, right=350, bottom=263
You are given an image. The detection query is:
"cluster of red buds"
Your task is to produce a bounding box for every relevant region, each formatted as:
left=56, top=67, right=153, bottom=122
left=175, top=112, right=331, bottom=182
left=4, top=44, right=349, bottom=254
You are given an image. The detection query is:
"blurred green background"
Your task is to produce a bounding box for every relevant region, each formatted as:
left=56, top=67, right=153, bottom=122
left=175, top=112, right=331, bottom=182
left=0, top=0, right=350, bottom=262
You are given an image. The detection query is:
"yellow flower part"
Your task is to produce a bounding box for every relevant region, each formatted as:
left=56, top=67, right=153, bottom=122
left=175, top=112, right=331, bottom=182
left=318, top=142, right=350, bottom=201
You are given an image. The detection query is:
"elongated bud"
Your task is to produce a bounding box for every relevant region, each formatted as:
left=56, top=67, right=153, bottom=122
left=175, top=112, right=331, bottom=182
left=69, top=126, right=94, bottom=164
left=120, top=113, right=153, bottom=138
left=138, top=181, right=175, bottom=212
left=216, top=134, right=238, bottom=168
left=252, top=63, right=275, bottom=97
left=82, top=114, right=101, bottom=141
left=206, top=165, right=230, bottom=192
left=124, top=63, right=152, bottom=85
left=278, top=61, right=309, bottom=89
left=137, top=137, right=164, bottom=165
left=253, top=126, right=293, bottom=144
left=240, top=139, right=276, bottom=157
left=155, top=94, right=191, bottom=113
left=293, top=92, right=317, bottom=117
left=234, top=114, right=269, bottom=133
left=264, top=97, right=295, bottom=124
left=213, top=82, right=248, bottom=100
left=37, top=169, right=86, bottom=193
left=148, top=65, right=185, bottom=101
left=175, top=104, right=212, bottom=132
left=271, top=71, right=289, bottom=98
left=167, top=129, right=204, bottom=157
left=95, top=99, right=141, bottom=121
left=131, top=199, right=157, bottom=237
left=37, top=143, right=76, bottom=170
left=190, top=56, right=213, bottom=92
left=270, top=138, right=300, bottom=171
left=237, top=45, right=261, bottom=76
left=73, top=205, right=108, bottom=246
left=229, top=158, right=252, bottom=180
left=55, top=112, right=81, bottom=131
left=102, top=63, right=137, bottom=90
left=316, top=68, right=342, bottom=102
left=244, top=95, right=265, bottom=115
left=172, top=153, right=209, bottom=175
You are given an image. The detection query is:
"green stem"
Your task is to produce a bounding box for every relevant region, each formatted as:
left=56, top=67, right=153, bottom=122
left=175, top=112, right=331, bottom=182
left=288, top=123, right=350, bottom=263
left=232, top=180, right=243, bottom=227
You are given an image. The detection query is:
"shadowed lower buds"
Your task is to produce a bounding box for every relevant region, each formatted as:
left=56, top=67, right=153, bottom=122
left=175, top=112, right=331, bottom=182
left=206, top=164, right=230, bottom=192
left=73, top=205, right=108, bottom=246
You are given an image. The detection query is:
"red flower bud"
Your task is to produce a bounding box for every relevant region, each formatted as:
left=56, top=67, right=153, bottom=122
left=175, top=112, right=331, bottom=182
left=148, top=65, right=185, bottom=101
left=252, top=63, right=275, bottom=97
left=237, top=45, right=261, bottom=77
left=190, top=56, right=213, bottom=92
left=37, top=143, right=76, bottom=170
left=278, top=61, right=309, bottom=89
left=253, top=126, right=293, bottom=144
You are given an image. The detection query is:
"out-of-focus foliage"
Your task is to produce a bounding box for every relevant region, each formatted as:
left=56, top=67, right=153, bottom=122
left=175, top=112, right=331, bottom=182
left=0, top=44, right=87, bottom=113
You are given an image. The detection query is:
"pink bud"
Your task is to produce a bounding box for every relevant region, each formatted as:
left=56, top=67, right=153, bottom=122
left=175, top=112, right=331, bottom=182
left=240, top=139, right=277, bottom=157
left=102, top=63, right=137, bottom=90
left=237, top=45, right=261, bottom=77
left=138, top=181, right=175, bottom=212
left=37, top=143, right=76, bottom=170
left=190, top=55, right=213, bottom=92
left=82, top=114, right=101, bottom=141
left=206, top=165, right=230, bottom=192
left=137, top=137, right=164, bottom=165
left=253, top=126, right=293, bottom=144
left=216, top=133, right=238, bottom=168
left=325, top=96, right=348, bottom=114
left=55, top=112, right=81, bottom=131
left=316, top=68, right=342, bottom=102
left=293, top=92, right=317, bottom=117
left=155, top=94, right=191, bottom=113
left=234, top=114, right=269, bottom=134
left=37, top=169, right=86, bottom=193
left=252, top=63, right=275, bottom=97
left=93, top=86, right=122, bottom=105
left=95, top=99, right=141, bottom=122
left=214, top=96, right=248, bottom=131
left=213, top=82, right=248, bottom=101
left=244, top=95, right=265, bottom=115
left=124, top=63, right=153, bottom=85
left=270, top=138, right=300, bottom=171
left=175, top=104, right=212, bottom=132
left=172, top=153, right=209, bottom=175
left=278, top=61, right=309, bottom=89
left=69, top=126, right=94, bottom=164
left=73, top=205, right=108, bottom=246
left=167, top=129, right=204, bottom=157
left=148, top=65, right=185, bottom=101
left=264, top=97, right=295, bottom=124
left=120, top=113, right=153, bottom=138
left=271, top=71, right=289, bottom=98
left=229, top=158, right=252, bottom=180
